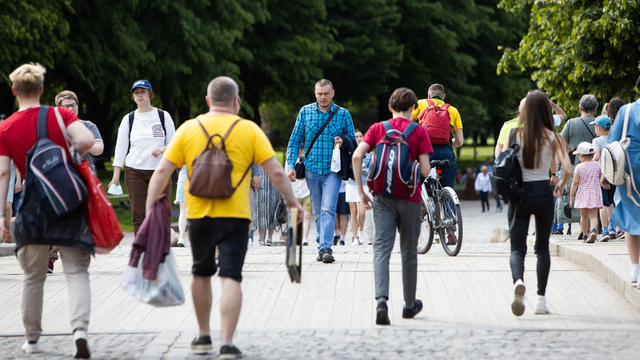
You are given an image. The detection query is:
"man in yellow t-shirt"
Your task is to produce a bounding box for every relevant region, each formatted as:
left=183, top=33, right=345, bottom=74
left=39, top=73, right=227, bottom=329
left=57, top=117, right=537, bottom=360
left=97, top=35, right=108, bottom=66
left=146, top=76, right=302, bottom=359
left=412, top=83, right=464, bottom=188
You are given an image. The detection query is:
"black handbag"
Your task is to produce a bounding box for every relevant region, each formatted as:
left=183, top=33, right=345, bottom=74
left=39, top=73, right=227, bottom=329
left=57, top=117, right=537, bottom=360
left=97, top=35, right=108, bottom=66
left=294, top=107, right=340, bottom=179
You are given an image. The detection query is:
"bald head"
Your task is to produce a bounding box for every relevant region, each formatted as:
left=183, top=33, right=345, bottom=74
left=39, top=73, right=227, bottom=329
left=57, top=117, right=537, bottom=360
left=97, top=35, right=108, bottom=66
left=207, top=76, right=239, bottom=107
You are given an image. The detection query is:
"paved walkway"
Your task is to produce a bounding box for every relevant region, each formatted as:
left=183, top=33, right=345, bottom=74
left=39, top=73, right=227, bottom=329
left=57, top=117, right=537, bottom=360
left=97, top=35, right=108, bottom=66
left=1, top=200, right=639, bottom=359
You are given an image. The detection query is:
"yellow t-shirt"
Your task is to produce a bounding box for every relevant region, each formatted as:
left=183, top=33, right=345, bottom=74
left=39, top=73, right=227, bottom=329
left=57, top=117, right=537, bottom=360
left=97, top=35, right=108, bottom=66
left=497, top=118, right=520, bottom=145
left=412, top=98, right=463, bottom=131
left=163, top=115, right=275, bottom=220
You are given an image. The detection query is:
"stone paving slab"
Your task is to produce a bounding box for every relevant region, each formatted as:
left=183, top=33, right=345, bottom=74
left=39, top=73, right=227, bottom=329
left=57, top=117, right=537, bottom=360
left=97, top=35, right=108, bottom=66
left=2, top=329, right=639, bottom=360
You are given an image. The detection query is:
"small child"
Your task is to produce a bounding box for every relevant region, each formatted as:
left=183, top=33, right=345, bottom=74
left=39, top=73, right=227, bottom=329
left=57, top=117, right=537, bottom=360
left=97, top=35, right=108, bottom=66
left=474, top=165, right=492, bottom=212
left=591, top=115, right=616, bottom=241
left=570, top=142, right=603, bottom=243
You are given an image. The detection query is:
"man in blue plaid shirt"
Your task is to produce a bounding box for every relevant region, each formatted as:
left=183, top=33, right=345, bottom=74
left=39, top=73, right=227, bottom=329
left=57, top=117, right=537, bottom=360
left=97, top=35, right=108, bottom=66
left=287, top=79, right=355, bottom=263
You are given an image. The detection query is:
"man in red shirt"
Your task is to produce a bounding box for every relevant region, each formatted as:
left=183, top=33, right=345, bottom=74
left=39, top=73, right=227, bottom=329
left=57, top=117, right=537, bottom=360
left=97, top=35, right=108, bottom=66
left=352, top=88, right=432, bottom=325
left=0, top=63, right=95, bottom=358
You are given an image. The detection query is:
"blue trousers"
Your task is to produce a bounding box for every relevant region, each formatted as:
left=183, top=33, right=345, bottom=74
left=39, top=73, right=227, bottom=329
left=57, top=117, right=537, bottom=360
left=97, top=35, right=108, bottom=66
left=305, top=169, right=341, bottom=254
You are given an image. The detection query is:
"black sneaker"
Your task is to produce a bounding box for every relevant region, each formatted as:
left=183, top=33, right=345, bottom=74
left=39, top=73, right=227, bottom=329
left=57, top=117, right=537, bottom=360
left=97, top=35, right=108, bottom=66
left=338, top=239, right=345, bottom=246
left=402, top=299, right=423, bottom=319
left=219, top=345, right=242, bottom=359
left=316, top=253, right=323, bottom=262
left=191, top=335, right=213, bottom=353
left=333, top=235, right=339, bottom=246
left=553, top=230, right=564, bottom=235
left=376, top=301, right=390, bottom=325
left=321, top=248, right=335, bottom=263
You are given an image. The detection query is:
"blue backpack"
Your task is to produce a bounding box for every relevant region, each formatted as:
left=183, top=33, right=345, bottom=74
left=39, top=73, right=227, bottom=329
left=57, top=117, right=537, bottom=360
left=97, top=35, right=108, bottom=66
left=367, top=121, right=422, bottom=198
left=23, top=106, right=88, bottom=219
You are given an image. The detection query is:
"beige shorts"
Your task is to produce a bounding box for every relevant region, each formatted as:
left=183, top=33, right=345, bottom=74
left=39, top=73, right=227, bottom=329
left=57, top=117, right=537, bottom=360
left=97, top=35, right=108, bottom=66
left=297, top=195, right=313, bottom=212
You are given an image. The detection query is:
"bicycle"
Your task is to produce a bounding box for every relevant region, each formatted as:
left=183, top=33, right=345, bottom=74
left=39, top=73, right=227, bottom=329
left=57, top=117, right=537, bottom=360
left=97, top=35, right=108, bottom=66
left=417, top=159, right=463, bottom=256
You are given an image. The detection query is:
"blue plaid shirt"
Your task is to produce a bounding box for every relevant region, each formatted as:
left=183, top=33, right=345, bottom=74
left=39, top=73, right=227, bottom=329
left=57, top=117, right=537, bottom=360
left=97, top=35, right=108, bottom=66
left=287, top=102, right=355, bottom=175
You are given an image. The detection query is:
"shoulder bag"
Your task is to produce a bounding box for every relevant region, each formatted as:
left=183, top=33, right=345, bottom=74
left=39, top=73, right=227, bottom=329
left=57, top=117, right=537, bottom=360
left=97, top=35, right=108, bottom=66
left=295, top=106, right=340, bottom=179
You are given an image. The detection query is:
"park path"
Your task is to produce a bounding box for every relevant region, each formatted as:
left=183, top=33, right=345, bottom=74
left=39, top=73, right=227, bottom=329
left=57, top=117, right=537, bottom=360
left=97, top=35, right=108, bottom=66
left=1, top=200, right=639, bottom=359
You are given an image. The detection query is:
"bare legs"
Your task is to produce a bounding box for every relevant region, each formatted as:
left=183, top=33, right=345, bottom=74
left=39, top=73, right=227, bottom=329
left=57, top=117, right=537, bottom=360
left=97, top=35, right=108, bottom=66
left=579, top=208, right=599, bottom=235
left=192, top=275, right=242, bottom=346
left=627, top=233, right=640, bottom=265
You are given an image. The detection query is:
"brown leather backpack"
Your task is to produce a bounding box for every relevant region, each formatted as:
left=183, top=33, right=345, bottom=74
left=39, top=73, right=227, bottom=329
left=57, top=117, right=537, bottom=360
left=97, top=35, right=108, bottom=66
left=188, top=117, right=251, bottom=199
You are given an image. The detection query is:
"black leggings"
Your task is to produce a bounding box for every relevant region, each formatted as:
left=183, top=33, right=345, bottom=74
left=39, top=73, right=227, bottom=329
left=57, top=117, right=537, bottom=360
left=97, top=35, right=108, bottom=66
left=479, top=191, right=489, bottom=211
left=508, top=180, right=554, bottom=296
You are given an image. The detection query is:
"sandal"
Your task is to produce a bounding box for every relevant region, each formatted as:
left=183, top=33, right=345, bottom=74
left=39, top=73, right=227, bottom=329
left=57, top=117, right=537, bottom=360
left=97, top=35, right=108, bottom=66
left=266, top=238, right=273, bottom=247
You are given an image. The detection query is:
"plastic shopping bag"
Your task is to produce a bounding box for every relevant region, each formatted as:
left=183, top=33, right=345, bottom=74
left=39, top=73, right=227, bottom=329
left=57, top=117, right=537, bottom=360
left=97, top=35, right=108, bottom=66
left=331, top=144, right=341, bottom=173
left=119, top=250, right=185, bottom=307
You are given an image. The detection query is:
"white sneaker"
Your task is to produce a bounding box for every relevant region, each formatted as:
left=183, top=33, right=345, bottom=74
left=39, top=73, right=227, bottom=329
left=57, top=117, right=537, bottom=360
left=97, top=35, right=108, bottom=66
left=351, top=237, right=361, bottom=246
left=511, top=279, right=526, bottom=316
left=21, top=340, right=41, bottom=354
left=534, top=295, right=550, bottom=314
left=629, top=265, right=639, bottom=283
left=358, top=230, right=365, bottom=243
left=72, top=328, right=90, bottom=359
left=177, top=237, right=187, bottom=247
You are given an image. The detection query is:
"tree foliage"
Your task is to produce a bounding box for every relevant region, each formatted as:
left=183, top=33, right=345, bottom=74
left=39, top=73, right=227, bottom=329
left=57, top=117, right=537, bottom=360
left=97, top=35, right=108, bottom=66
left=0, top=0, right=537, bottom=153
left=498, top=0, right=640, bottom=114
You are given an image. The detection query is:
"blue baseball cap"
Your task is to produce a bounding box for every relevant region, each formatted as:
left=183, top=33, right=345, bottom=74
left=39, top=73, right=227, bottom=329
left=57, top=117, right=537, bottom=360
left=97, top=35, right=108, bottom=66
left=130, top=79, right=152, bottom=93
left=590, top=115, right=611, bottom=129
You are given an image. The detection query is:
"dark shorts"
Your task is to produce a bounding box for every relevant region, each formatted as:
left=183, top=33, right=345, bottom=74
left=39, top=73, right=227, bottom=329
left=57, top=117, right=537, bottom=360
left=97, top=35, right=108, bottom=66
left=602, top=185, right=616, bottom=207
left=337, top=193, right=350, bottom=215
left=188, top=217, right=250, bottom=282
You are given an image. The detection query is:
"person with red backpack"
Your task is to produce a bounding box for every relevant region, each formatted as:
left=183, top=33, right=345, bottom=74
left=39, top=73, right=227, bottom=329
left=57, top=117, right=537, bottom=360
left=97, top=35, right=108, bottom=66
left=413, top=83, right=464, bottom=189
left=352, top=88, right=432, bottom=325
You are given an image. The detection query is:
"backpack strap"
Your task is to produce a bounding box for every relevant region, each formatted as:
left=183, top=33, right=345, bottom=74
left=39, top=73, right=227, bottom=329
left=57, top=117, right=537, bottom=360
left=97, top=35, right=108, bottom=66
left=382, top=120, right=392, bottom=132
left=37, top=106, right=49, bottom=140
left=440, top=103, right=450, bottom=111
left=157, top=109, right=166, bottom=138
left=402, top=122, right=418, bottom=138
left=127, top=111, right=135, bottom=155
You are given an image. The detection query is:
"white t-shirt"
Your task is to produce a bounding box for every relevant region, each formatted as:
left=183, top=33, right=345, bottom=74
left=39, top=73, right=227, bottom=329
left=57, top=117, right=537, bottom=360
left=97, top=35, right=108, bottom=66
left=592, top=135, right=608, bottom=163
left=113, top=109, right=175, bottom=170
left=474, top=172, right=492, bottom=192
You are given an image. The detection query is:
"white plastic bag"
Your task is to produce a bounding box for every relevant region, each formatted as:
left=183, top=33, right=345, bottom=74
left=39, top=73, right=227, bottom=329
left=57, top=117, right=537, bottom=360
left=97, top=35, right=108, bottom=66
left=107, top=184, right=123, bottom=195
left=331, top=144, right=341, bottom=173
left=119, top=250, right=185, bottom=307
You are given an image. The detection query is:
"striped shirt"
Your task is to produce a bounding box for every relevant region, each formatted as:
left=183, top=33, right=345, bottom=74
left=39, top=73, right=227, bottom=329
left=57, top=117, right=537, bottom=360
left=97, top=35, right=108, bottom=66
left=286, top=102, right=355, bottom=175
left=560, top=115, right=597, bottom=151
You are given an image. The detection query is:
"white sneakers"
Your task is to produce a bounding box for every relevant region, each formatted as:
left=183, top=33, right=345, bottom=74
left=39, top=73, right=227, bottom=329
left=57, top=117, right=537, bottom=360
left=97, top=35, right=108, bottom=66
left=511, top=279, right=526, bottom=316
left=629, top=264, right=639, bottom=284
left=177, top=237, right=187, bottom=247
left=21, top=340, right=41, bottom=354
left=73, top=328, right=91, bottom=359
left=534, top=295, right=550, bottom=314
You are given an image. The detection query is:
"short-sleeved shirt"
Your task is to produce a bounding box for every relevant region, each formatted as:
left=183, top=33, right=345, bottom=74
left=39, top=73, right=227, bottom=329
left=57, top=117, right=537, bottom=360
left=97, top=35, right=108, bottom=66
left=82, top=120, right=102, bottom=174
left=362, top=117, right=433, bottom=203
left=163, top=114, right=275, bottom=220
left=560, top=116, right=597, bottom=151
left=497, top=115, right=563, bottom=146
left=411, top=98, right=463, bottom=131
left=0, top=107, right=79, bottom=176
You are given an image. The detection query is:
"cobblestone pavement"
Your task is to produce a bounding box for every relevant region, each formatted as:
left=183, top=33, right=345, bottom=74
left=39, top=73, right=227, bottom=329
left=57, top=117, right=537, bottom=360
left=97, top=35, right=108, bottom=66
left=2, top=328, right=640, bottom=360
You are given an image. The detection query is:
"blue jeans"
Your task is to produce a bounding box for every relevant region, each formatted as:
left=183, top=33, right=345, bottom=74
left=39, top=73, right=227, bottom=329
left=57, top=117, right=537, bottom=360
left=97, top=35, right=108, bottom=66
left=305, top=169, right=341, bottom=254
left=429, top=145, right=456, bottom=189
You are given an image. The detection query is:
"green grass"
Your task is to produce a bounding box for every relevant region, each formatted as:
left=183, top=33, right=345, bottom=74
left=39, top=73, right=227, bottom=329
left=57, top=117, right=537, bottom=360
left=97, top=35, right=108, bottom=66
left=99, top=163, right=179, bottom=233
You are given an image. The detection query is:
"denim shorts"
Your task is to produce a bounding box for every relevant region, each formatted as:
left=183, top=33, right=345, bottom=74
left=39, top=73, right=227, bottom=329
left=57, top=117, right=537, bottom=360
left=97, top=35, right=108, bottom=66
left=188, top=217, right=250, bottom=282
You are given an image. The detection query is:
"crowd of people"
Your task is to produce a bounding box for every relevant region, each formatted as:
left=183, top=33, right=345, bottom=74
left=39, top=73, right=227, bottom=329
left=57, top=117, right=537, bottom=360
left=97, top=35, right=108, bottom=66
left=1, top=60, right=640, bottom=360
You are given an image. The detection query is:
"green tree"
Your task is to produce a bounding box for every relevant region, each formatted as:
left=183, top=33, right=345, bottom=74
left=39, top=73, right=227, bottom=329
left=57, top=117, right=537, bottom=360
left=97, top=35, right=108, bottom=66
left=498, top=0, right=640, bottom=115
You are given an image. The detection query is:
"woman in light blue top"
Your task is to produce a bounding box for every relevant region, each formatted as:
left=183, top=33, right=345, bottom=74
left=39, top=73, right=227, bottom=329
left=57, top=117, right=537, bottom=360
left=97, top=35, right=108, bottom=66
left=606, top=98, right=640, bottom=286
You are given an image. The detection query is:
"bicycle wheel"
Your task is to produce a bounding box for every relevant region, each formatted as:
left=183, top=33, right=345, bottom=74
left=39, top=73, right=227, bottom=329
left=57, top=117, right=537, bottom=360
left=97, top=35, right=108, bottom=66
left=438, top=188, right=463, bottom=256
left=417, top=214, right=434, bottom=254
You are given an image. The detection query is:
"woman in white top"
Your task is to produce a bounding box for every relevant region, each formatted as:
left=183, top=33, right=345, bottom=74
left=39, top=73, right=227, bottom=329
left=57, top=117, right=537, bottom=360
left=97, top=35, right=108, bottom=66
left=474, top=165, right=492, bottom=212
left=109, top=80, right=175, bottom=234
left=507, top=90, right=572, bottom=317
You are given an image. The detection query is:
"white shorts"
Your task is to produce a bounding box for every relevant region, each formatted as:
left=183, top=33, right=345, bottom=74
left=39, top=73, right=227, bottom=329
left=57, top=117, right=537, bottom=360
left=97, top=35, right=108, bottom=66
left=345, top=183, right=372, bottom=203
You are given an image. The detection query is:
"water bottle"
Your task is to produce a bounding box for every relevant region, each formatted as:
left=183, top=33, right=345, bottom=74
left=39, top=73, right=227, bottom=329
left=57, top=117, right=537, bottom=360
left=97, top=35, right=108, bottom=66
left=426, top=197, right=436, bottom=214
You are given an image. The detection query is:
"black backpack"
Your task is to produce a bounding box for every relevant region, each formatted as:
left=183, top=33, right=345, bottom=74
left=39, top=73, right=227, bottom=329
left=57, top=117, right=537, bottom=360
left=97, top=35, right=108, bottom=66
left=490, top=130, right=524, bottom=203
left=24, top=106, right=88, bottom=219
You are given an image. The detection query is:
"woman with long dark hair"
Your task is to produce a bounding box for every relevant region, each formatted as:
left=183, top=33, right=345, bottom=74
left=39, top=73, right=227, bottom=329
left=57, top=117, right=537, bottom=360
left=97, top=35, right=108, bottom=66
left=508, top=90, right=572, bottom=316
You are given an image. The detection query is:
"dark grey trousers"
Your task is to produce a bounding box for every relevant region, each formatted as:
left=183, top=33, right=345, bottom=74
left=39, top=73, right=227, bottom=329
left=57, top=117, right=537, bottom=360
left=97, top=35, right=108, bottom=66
left=372, top=195, right=421, bottom=304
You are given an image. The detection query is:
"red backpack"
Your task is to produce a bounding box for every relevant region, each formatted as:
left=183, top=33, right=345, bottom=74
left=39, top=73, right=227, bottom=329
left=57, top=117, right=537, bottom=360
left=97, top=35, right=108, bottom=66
left=367, top=121, right=422, bottom=198
left=418, top=99, right=452, bottom=145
